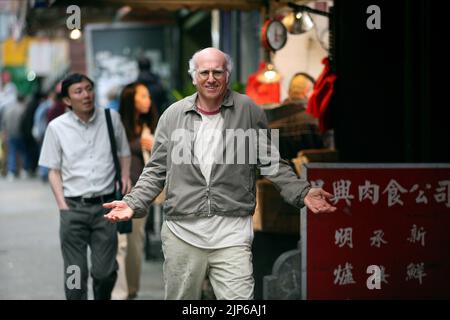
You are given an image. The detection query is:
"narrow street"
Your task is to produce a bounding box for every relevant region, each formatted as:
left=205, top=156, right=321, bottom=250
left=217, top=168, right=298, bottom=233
left=0, top=177, right=164, bottom=300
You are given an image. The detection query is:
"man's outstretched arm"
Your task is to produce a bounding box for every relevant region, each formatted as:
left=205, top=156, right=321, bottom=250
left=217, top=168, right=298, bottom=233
left=253, top=104, right=336, bottom=213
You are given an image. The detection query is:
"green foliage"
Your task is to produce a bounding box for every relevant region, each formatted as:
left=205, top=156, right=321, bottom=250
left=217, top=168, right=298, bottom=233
left=231, top=81, right=246, bottom=93
left=170, top=84, right=197, bottom=101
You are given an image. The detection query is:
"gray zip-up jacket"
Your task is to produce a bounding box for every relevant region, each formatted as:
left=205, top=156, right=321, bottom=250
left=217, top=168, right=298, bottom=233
left=123, top=90, right=311, bottom=219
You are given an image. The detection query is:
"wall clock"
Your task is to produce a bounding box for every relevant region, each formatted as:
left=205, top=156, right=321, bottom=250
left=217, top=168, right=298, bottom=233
left=261, top=19, right=288, bottom=52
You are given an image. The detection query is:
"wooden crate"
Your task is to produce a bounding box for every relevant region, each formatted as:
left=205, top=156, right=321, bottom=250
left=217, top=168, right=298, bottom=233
left=253, top=178, right=300, bottom=235
left=292, top=148, right=339, bottom=175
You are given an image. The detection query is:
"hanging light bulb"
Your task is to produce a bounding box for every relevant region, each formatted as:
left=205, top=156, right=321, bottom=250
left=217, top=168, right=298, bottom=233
left=257, top=63, right=282, bottom=83
left=282, top=11, right=314, bottom=34
left=281, top=12, right=295, bottom=32
left=70, top=28, right=82, bottom=40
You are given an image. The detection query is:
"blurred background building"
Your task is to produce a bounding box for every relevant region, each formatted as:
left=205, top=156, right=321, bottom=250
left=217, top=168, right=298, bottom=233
left=0, top=0, right=447, bottom=300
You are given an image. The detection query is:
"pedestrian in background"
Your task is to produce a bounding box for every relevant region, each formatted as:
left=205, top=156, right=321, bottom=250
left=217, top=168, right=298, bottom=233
left=1, top=95, right=29, bottom=181
left=269, top=72, right=324, bottom=161
left=39, top=73, right=131, bottom=299
left=112, top=82, right=157, bottom=300
left=137, top=56, right=169, bottom=116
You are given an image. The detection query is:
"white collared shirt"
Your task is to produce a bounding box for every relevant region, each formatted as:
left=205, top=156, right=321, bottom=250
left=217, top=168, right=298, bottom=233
left=39, top=107, right=130, bottom=197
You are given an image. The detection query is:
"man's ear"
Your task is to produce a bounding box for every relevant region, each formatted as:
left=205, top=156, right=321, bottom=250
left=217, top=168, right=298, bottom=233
left=62, top=96, right=71, bottom=107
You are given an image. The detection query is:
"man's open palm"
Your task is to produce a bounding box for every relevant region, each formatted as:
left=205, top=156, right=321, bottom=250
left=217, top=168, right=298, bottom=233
left=103, top=200, right=134, bottom=222
left=304, top=188, right=337, bottom=214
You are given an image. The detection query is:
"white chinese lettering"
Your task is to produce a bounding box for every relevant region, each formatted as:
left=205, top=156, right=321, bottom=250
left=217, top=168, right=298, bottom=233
left=380, top=265, right=390, bottom=284
left=382, top=179, right=407, bottom=207
left=434, top=180, right=450, bottom=207
left=370, top=229, right=388, bottom=248
left=333, top=262, right=356, bottom=285
left=405, top=262, right=427, bottom=285
left=410, top=184, right=429, bottom=204
left=331, top=180, right=355, bottom=206
left=415, top=190, right=428, bottom=204
left=407, top=224, right=426, bottom=247
left=358, top=180, right=380, bottom=204
left=335, top=227, right=353, bottom=248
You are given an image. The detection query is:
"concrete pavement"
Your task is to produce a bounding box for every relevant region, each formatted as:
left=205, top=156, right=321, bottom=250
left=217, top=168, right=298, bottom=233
left=0, top=176, right=164, bottom=300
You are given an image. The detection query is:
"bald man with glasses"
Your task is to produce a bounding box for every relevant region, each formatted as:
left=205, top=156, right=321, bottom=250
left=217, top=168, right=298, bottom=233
left=104, top=48, right=336, bottom=300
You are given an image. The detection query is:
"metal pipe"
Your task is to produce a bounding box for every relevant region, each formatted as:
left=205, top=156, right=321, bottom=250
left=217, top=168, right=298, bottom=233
left=287, top=2, right=330, bottom=17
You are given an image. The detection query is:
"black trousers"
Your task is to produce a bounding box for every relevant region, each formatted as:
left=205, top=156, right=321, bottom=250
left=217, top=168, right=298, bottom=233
left=60, top=198, right=118, bottom=300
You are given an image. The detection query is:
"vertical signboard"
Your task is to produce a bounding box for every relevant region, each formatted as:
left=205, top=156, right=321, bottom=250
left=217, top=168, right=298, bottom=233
left=85, top=22, right=174, bottom=108
left=301, top=164, right=450, bottom=299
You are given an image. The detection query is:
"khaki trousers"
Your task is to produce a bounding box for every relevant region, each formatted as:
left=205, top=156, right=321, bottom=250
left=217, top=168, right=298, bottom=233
left=112, top=215, right=147, bottom=299
left=161, top=222, right=254, bottom=300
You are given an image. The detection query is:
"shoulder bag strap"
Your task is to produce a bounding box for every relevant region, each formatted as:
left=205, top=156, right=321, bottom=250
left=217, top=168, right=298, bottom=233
left=105, top=108, right=123, bottom=193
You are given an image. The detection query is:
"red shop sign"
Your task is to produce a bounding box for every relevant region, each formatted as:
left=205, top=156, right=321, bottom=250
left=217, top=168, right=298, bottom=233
left=301, top=163, right=450, bottom=299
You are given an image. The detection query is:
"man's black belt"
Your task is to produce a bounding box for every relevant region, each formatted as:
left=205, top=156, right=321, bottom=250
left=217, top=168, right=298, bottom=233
left=66, top=192, right=116, bottom=204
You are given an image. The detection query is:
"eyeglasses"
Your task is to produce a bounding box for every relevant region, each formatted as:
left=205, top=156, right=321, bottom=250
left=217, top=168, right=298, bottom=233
left=196, top=69, right=226, bottom=80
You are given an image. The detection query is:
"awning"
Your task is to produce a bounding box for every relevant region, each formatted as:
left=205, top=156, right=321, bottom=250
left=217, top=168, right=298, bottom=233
left=53, top=0, right=267, bottom=11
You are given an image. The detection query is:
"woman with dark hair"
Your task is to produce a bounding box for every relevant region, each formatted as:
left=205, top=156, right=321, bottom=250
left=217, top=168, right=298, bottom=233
left=112, top=82, right=158, bottom=300
left=119, top=82, right=158, bottom=147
